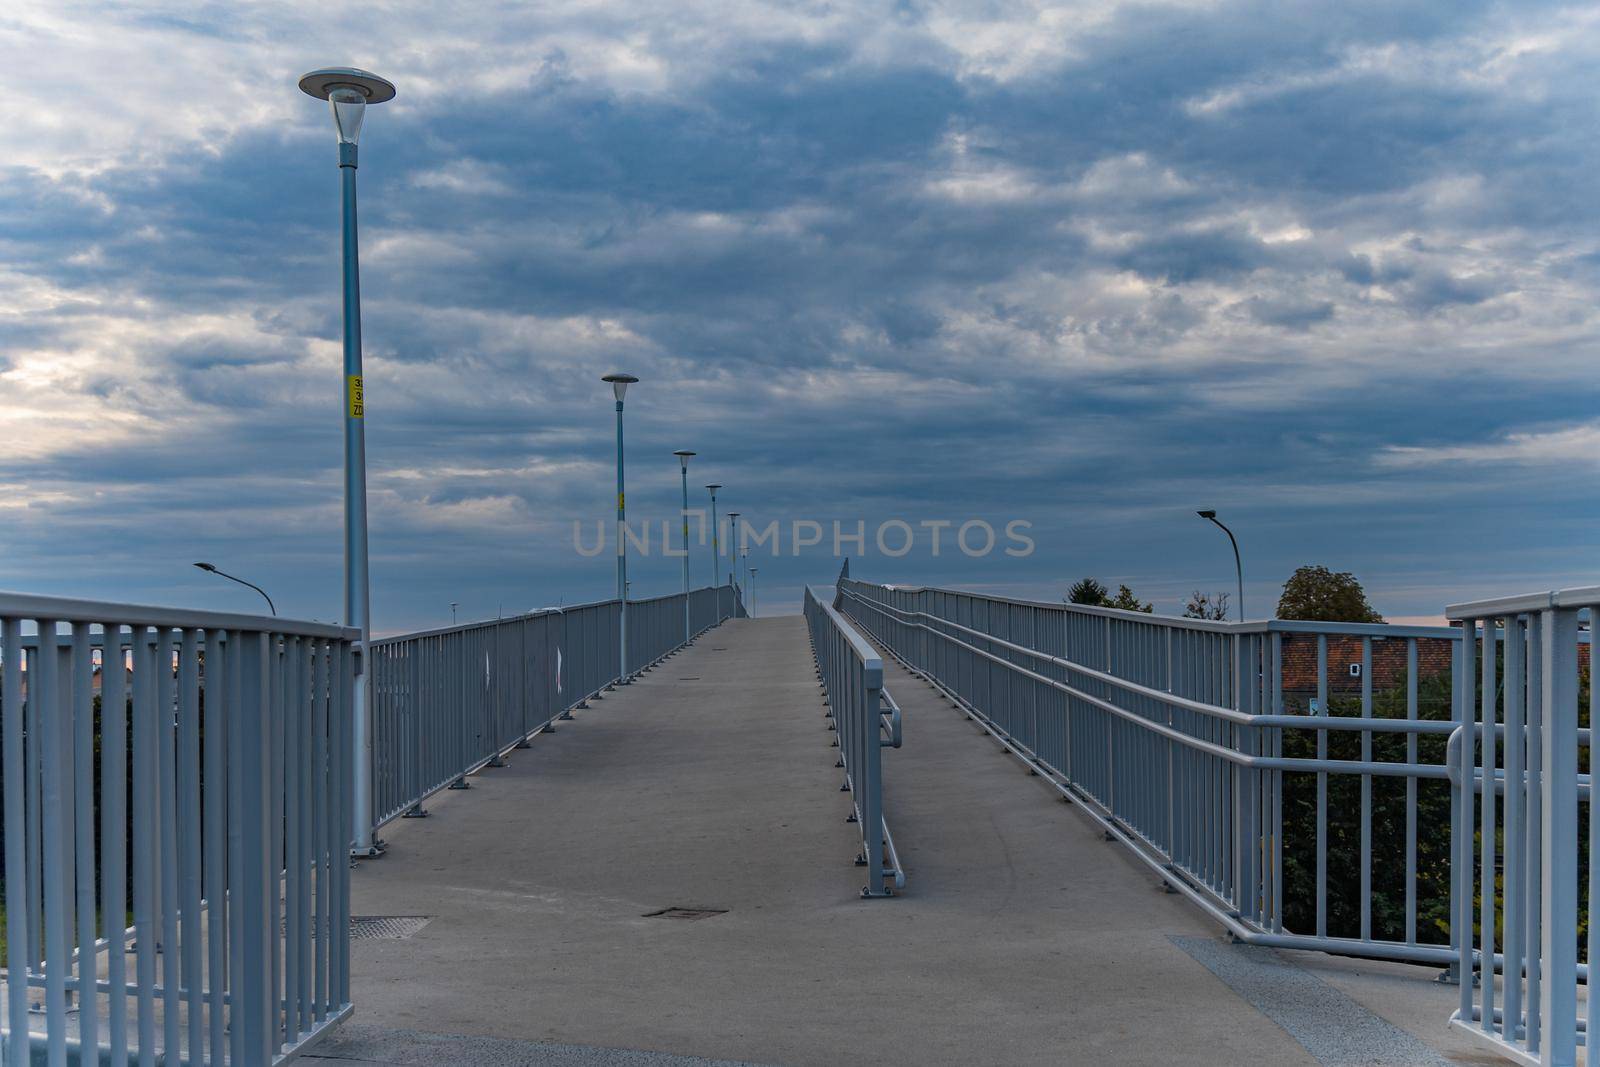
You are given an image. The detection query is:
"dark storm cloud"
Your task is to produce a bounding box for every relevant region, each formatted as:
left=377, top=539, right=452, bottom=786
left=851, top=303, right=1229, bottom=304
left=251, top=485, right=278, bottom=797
left=0, top=0, right=1597, bottom=626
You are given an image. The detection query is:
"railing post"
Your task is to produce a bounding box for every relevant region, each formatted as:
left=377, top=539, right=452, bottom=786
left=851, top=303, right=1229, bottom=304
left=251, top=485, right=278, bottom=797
left=862, top=663, right=887, bottom=898
left=232, top=629, right=276, bottom=1065
left=1540, top=606, right=1578, bottom=1063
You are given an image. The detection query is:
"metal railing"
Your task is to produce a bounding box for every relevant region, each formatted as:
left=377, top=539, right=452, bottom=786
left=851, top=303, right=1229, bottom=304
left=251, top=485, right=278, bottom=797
left=369, top=584, right=741, bottom=831
left=0, top=592, right=359, bottom=1067
left=837, top=576, right=1464, bottom=965
left=804, top=586, right=903, bottom=898
left=1447, top=587, right=1596, bottom=1067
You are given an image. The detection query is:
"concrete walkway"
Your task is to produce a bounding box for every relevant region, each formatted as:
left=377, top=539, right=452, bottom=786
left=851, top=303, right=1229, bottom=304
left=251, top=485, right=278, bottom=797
left=313, top=616, right=1479, bottom=1067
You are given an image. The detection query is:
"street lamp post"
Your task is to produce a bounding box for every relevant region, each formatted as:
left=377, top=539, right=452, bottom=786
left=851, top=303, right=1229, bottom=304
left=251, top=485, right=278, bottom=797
left=1197, top=510, right=1245, bottom=622
left=603, top=374, right=639, bottom=681
left=705, top=485, right=722, bottom=588
left=674, top=450, right=696, bottom=643
left=749, top=567, right=758, bottom=619
left=726, top=512, right=741, bottom=595
left=300, top=66, right=394, bottom=857
left=193, top=562, right=276, bottom=615
left=451, top=602, right=458, bottom=626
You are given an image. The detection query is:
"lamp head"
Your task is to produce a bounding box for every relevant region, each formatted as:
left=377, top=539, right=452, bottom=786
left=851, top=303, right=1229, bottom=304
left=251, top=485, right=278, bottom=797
left=705, top=483, right=722, bottom=495
left=674, top=449, right=696, bottom=470
left=1197, top=510, right=1217, bottom=520
left=194, top=562, right=217, bottom=573
left=602, top=372, right=639, bottom=402
left=298, top=68, right=395, bottom=145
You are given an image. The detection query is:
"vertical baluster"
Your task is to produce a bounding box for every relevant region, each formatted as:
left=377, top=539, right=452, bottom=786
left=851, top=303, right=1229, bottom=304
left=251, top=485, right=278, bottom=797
left=2, top=617, right=31, bottom=1067
left=1405, top=638, right=1418, bottom=947
left=203, top=629, right=227, bottom=1061
left=70, top=624, right=97, bottom=1059
left=1316, top=633, right=1328, bottom=939
left=1539, top=607, right=1578, bottom=1061
left=1455, top=618, right=1477, bottom=1029
left=155, top=629, right=180, bottom=1061
left=102, top=627, right=128, bottom=1067
left=1480, top=622, right=1498, bottom=1034
left=178, top=629, right=203, bottom=1061
left=1503, top=617, right=1525, bottom=1045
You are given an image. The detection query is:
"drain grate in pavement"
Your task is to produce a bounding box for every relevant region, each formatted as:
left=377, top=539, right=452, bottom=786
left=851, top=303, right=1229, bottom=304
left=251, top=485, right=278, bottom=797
left=679, top=676, right=701, bottom=680
left=350, top=915, right=432, bottom=941
left=643, top=907, right=727, bottom=921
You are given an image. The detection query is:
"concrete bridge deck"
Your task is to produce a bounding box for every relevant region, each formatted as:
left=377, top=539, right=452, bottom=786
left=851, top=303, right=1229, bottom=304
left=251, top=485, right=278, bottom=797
left=311, top=616, right=1484, bottom=1067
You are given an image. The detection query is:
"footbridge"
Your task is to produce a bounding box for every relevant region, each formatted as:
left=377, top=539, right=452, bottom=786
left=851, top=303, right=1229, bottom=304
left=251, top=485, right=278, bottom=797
left=1, top=575, right=1593, bottom=1065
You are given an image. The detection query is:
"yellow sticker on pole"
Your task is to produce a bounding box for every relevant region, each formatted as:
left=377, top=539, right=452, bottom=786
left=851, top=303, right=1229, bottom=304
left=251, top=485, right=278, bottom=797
left=618, top=492, right=625, bottom=511
left=348, top=375, right=364, bottom=419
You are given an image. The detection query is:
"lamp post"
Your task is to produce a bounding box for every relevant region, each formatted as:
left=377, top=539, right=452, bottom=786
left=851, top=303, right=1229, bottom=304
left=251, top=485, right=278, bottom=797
left=705, top=484, right=722, bottom=588
left=451, top=602, right=458, bottom=626
left=726, top=512, right=741, bottom=594
left=674, top=450, right=696, bottom=643
left=603, top=374, right=639, bottom=680
left=749, top=567, right=759, bottom=619
left=1197, top=510, right=1244, bottom=622
left=193, top=562, right=276, bottom=615
left=300, top=66, right=394, bottom=857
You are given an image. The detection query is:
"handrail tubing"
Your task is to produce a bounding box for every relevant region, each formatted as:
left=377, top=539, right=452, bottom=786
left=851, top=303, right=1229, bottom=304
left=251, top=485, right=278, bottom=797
left=863, top=581, right=1460, bottom=639
left=370, top=611, right=731, bottom=834
left=841, top=588, right=1460, bottom=777
left=861, top=621, right=1460, bottom=966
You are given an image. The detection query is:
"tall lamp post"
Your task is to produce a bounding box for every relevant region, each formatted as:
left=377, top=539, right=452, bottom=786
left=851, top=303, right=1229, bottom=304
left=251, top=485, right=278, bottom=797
left=705, top=484, right=722, bottom=588
left=1197, top=510, right=1244, bottom=622
left=193, top=562, right=276, bottom=615
left=604, top=374, right=639, bottom=681
left=749, top=567, right=758, bottom=619
left=300, top=66, right=394, bottom=857
left=726, top=512, right=741, bottom=594
left=674, top=450, right=696, bottom=643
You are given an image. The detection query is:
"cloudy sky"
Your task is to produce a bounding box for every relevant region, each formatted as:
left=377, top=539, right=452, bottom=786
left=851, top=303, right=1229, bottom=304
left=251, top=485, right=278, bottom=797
left=2, top=0, right=1596, bottom=630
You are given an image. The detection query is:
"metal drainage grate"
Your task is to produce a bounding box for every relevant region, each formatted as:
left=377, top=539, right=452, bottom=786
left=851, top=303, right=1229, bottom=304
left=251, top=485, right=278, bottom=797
left=350, top=915, right=432, bottom=941
left=642, top=907, right=727, bottom=921
left=678, top=676, right=701, bottom=680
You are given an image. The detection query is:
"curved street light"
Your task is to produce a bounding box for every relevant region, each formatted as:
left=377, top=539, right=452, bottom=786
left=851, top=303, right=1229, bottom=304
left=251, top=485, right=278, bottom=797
left=300, top=66, right=394, bottom=856
left=193, top=562, right=276, bottom=615
left=1197, top=510, right=1244, bottom=622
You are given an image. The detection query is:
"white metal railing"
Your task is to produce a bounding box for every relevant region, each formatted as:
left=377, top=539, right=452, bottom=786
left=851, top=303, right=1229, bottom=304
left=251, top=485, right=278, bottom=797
left=368, top=584, right=741, bottom=831
left=804, top=586, right=903, bottom=897
left=837, top=576, right=1465, bottom=965
left=1447, top=587, right=1597, bottom=1067
left=0, top=592, right=359, bottom=1067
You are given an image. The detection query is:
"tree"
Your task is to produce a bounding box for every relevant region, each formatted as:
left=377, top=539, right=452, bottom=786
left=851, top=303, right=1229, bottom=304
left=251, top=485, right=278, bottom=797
left=1183, top=590, right=1230, bottom=620
left=1106, top=585, right=1153, bottom=613
left=1067, top=579, right=1152, bottom=612
left=1067, top=578, right=1108, bottom=605
left=1277, top=565, right=1384, bottom=623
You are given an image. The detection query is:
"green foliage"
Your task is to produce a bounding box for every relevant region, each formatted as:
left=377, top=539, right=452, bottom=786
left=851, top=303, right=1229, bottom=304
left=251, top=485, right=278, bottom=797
left=1278, top=670, right=1452, bottom=942
left=1067, top=578, right=1109, bottom=606
left=1106, top=585, right=1153, bottom=613
left=1067, top=579, right=1152, bottom=612
left=1277, top=565, right=1384, bottom=623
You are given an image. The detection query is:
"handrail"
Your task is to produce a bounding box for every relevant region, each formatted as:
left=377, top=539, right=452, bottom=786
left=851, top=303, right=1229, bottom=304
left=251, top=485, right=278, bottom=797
left=838, top=574, right=1470, bottom=968
left=369, top=584, right=741, bottom=831
left=1, top=594, right=356, bottom=1066
left=0, top=590, right=357, bottom=639
left=805, top=585, right=903, bottom=897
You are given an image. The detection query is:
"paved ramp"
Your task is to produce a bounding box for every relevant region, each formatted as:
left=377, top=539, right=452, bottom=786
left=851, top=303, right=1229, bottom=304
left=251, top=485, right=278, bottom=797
left=317, top=616, right=1475, bottom=1067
